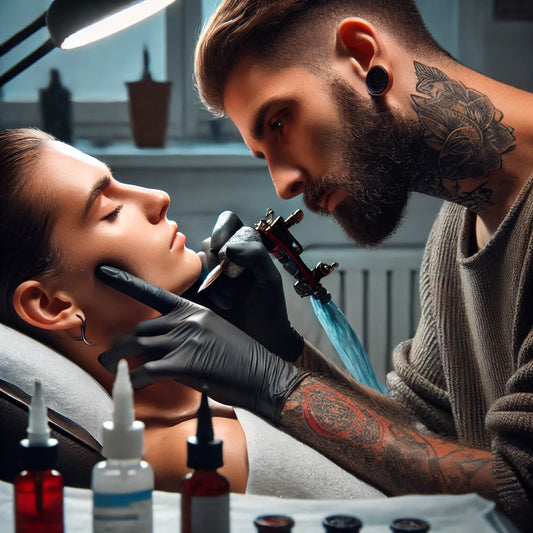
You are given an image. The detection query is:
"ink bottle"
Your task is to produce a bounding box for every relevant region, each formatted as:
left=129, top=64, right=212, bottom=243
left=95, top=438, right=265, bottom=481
left=323, top=514, right=363, bottom=532
left=181, top=387, right=230, bottom=533
left=253, top=514, right=295, bottom=532
left=91, top=359, right=154, bottom=533
left=14, top=380, right=64, bottom=533
left=389, top=517, right=430, bottom=532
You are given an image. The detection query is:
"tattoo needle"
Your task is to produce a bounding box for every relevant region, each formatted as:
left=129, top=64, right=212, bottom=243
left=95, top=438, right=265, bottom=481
left=197, top=259, right=228, bottom=292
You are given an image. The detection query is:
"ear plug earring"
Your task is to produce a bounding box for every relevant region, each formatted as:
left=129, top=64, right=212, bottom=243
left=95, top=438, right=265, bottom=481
left=75, top=313, right=95, bottom=347
left=366, top=65, right=390, bottom=96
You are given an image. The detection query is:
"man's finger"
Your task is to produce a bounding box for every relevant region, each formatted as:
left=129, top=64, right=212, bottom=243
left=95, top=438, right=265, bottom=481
left=210, top=211, right=243, bottom=251
left=95, top=265, right=178, bottom=314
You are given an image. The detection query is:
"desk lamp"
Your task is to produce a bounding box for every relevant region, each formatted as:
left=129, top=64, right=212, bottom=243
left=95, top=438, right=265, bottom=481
left=0, top=0, right=176, bottom=87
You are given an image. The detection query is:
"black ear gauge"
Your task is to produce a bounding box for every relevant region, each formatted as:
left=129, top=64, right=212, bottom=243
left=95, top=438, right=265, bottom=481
left=366, top=65, right=390, bottom=96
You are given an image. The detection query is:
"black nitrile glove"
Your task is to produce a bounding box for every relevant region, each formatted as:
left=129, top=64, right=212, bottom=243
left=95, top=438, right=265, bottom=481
left=184, top=211, right=304, bottom=362
left=96, top=265, right=309, bottom=424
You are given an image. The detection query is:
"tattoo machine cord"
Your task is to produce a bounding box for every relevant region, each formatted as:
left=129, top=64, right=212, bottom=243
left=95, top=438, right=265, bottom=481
left=256, top=209, right=387, bottom=394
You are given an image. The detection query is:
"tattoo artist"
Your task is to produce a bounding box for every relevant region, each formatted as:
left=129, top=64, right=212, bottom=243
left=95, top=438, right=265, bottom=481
left=97, top=1, right=533, bottom=530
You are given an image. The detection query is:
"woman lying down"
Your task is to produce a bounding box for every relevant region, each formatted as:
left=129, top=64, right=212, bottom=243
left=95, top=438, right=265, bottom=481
left=0, top=128, right=384, bottom=499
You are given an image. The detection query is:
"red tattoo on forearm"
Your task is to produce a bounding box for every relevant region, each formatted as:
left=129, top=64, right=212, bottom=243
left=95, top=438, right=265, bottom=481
left=303, top=381, right=382, bottom=443
left=281, top=375, right=495, bottom=498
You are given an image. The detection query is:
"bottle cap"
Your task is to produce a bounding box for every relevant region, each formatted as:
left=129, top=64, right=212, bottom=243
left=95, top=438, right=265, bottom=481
left=187, top=386, right=223, bottom=470
left=102, top=359, right=145, bottom=460
left=323, top=514, right=363, bottom=532
left=254, top=514, right=295, bottom=532
left=389, top=517, right=430, bottom=532
left=19, top=380, right=59, bottom=470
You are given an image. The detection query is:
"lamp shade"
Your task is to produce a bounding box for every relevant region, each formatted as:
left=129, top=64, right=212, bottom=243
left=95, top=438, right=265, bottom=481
left=46, top=0, right=175, bottom=49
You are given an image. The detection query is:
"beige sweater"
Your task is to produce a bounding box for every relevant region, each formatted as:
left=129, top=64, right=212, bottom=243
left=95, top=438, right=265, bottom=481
left=387, top=177, right=533, bottom=529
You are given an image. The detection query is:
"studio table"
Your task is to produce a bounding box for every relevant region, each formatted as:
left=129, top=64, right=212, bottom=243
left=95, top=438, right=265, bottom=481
left=0, top=480, right=519, bottom=532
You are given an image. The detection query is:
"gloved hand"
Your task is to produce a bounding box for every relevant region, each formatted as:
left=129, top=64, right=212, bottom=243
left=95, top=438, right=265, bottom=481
left=184, top=211, right=304, bottom=362
left=96, top=265, right=309, bottom=424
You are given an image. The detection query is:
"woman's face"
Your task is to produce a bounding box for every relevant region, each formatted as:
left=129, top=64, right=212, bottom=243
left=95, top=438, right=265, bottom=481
left=36, top=140, right=202, bottom=337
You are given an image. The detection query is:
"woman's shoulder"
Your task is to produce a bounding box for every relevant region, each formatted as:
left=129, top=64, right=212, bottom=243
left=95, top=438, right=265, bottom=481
left=135, top=383, right=248, bottom=493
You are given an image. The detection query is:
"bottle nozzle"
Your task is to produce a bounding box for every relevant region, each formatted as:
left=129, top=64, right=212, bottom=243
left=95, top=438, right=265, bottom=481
left=27, top=380, right=51, bottom=447
left=186, top=386, right=223, bottom=470
left=101, top=359, right=145, bottom=460
left=196, top=386, right=214, bottom=444
left=112, top=359, right=135, bottom=428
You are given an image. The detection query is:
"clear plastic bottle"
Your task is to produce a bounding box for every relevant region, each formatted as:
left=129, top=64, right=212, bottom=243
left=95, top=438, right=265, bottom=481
left=91, top=359, right=154, bottom=533
left=14, top=380, right=64, bottom=533
left=181, top=387, right=230, bottom=533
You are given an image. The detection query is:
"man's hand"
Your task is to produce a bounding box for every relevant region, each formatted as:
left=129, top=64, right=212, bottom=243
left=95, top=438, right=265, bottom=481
left=184, top=211, right=304, bottom=362
left=96, top=265, right=309, bottom=424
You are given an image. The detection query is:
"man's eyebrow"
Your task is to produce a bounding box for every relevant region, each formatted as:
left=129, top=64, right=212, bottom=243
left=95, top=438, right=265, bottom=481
left=84, top=175, right=111, bottom=217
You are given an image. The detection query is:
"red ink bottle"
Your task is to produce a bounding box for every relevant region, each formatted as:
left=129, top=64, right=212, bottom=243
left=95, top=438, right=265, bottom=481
left=181, top=387, right=230, bottom=533
left=14, top=380, right=64, bottom=533
left=254, top=514, right=295, bottom=532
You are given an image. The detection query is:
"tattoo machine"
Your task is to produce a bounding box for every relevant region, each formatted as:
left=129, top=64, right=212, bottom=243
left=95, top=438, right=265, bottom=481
left=199, top=208, right=387, bottom=393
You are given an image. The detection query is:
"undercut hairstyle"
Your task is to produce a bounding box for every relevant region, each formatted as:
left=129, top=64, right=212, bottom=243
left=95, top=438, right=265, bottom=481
left=0, top=128, right=60, bottom=338
left=195, top=0, right=450, bottom=115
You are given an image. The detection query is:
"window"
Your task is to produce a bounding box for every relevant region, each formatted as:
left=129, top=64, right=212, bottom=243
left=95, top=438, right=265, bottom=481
left=0, top=0, right=225, bottom=143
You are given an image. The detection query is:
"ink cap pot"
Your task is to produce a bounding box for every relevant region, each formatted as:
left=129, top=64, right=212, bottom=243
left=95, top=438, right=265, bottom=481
left=254, top=514, right=295, bottom=532
left=323, top=514, right=363, bottom=532
left=390, top=517, right=430, bottom=532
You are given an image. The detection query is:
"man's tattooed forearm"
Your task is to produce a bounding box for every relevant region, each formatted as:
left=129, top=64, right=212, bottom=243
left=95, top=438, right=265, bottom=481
left=281, top=376, right=494, bottom=497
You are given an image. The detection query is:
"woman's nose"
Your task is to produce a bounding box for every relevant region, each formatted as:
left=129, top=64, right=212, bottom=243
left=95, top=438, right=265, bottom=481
left=268, top=161, right=306, bottom=200
left=134, top=186, right=170, bottom=223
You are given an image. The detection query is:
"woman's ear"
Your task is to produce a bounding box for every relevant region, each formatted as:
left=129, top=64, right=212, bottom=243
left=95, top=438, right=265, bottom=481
left=13, top=280, right=80, bottom=331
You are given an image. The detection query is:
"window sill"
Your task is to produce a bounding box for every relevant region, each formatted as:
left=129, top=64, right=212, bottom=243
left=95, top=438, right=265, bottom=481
left=77, top=140, right=262, bottom=169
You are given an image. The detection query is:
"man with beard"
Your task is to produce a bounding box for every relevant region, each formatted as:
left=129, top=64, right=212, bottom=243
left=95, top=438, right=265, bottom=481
left=98, top=0, right=533, bottom=530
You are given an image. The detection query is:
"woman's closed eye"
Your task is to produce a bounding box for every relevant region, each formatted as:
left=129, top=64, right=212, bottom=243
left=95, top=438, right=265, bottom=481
left=103, top=204, right=123, bottom=222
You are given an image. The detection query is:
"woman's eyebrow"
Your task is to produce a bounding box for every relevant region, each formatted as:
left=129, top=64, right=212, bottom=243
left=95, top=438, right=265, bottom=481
left=84, top=175, right=111, bottom=217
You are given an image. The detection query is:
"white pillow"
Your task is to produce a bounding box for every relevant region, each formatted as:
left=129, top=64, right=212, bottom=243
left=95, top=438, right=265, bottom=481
left=0, top=323, right=113, bottom=444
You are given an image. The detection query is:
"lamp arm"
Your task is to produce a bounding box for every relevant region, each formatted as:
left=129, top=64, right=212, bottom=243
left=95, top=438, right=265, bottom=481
left=0, top=40, right=55, bottom=88
left=0, top=12, right=47, bottom=57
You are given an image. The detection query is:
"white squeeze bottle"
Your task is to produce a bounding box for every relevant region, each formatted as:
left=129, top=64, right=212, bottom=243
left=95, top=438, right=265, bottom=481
left=91, top=359, right=154, bottom=533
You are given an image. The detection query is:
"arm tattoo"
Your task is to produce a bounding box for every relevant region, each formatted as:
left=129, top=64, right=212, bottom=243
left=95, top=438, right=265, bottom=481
left=280, top=375, right=495, bottom=498
left=411, top=61, right=515, bottom=211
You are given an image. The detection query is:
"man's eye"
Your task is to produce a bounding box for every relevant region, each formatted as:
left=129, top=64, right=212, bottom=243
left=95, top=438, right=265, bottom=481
left=270, top=117, right=284, bottom=130
left=103, top=204, right=123, bottom=221
left=269, top=109, right=288, bottom=132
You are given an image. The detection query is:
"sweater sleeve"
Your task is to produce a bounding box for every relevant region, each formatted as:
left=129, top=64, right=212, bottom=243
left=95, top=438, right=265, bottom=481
left=485, top=330, right=533, bottom=528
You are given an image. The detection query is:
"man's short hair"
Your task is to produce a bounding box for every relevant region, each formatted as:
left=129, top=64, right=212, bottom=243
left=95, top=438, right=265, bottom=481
left=194, top=0, right=449, bottom=115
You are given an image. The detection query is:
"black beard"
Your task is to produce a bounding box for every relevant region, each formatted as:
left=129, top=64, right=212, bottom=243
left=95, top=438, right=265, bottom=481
left=303, top=76, right=427, bottom=247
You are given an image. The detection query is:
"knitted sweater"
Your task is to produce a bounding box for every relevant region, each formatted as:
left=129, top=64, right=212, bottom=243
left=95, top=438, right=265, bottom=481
left=387, top=177, right=533, bottom=530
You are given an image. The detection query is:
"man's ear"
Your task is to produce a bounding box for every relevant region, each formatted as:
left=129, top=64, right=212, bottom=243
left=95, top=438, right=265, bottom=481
left=337, top=18, right=387, bottom=76
left=13, top=280, right=81, bottom=331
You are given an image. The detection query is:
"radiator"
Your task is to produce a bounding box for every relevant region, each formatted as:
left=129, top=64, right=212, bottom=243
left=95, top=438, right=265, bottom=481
left=281, top=247, right=424, bottom=384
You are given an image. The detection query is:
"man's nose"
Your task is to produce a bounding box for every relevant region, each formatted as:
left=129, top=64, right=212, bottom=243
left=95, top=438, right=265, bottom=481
left=268, top=161, right=306, bottom=200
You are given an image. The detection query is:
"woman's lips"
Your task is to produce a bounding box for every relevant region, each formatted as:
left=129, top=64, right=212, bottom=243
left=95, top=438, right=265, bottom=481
left=170, top=223, right=186, bottom=250
left=172, top=232, right=187, bottom=250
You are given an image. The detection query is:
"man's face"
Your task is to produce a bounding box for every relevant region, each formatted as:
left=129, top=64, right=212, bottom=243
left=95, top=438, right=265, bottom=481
left=224, top=57, right=426, bottom=246
left=36, top=141, right=202, bottom=335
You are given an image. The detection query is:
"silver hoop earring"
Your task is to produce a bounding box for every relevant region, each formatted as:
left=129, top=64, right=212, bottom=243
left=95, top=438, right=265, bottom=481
left=75, top=313, right=95, bottom=347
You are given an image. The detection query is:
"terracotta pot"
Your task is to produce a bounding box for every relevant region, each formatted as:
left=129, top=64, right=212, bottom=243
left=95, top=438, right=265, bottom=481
left=126, top=79, right=172, bottom=147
